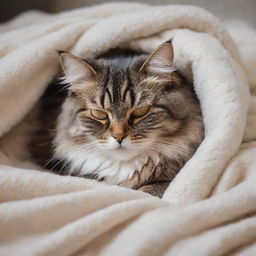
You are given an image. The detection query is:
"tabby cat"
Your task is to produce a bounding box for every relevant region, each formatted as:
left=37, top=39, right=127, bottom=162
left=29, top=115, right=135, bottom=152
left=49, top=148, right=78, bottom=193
left=30, top=41, right=204, bottom=197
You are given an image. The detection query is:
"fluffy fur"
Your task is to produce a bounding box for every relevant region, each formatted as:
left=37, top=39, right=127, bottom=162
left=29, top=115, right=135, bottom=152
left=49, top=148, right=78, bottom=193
left=29, top=42, right=204, bottom=197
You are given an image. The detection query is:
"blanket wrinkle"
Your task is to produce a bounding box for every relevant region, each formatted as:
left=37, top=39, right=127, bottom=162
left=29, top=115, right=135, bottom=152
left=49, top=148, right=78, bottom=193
left=0, top=3, right=255, bottom=256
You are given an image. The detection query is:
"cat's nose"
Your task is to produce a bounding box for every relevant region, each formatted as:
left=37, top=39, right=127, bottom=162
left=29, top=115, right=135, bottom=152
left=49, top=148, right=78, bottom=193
left=112, top=134, right=127, bottom=144
left=110, top=121, right=128, bottom=144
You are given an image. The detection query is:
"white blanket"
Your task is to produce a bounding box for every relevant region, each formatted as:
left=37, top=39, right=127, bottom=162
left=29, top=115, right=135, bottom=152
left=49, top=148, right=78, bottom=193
left=0, top=3, right=255, bottom=256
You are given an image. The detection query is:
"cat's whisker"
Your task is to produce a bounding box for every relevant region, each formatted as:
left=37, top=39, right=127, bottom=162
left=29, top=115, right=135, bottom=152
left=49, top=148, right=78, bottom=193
left=97, top=141, right=108, bottom=144
left=47, top=158, right=66, bottom=172
left=58, top=145, right=98, bottom=175
left=131, top=141, right=147, bottom=145
left=148, top=142, right=190, bottom=157
left=43, top=158, right=56, bottom=168
left=38, top=141, right=53, bottom=146
left=57, top=160, right=71, bottom=175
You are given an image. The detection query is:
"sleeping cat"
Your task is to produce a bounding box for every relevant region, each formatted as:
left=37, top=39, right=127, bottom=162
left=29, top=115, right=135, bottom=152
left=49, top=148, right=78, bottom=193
left=30, top=41, right=204, bottom=197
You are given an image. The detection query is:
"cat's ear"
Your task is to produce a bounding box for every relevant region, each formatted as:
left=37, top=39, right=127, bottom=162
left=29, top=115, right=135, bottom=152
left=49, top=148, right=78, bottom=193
left=59, top=51, right=96, bottom=84
left=139, top=41, right=175, bottom=77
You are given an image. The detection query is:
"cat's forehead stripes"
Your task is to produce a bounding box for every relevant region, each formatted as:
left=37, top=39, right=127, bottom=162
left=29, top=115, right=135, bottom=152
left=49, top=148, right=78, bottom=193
left=100, top=67, right=110, bottom=108
left=124, top=70, right=135, bottom=106
left=110, top=65, right=127, bottom=105
left=120, top=80, right=128, bottom=99
left=103, top=89, right=112, bottom=108
left=123, top=90, right=133, bottom=107
left=99, top=64, right=135, bottom=113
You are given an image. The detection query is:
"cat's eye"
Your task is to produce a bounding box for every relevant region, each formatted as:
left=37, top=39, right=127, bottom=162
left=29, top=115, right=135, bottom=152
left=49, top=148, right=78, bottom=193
left=132, top=106, right=150, bottom=118
left=90, top=109, right=108, bottom=120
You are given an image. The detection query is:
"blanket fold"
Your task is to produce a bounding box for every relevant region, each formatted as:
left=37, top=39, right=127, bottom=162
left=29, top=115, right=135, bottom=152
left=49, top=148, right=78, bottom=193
left=0, top=3, right=255, bottom=256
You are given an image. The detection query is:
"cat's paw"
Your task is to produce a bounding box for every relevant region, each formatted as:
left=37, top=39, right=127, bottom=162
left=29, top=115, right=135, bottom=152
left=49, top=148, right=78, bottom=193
left=119, top=170, right=140, bottom=188
left=138, top=185, right=154, bottom=193
left=138, top=184, right=161, bottom=197
left=119, top=157, right=155, bottom=189
left=138, top=181, right=170, bottom=198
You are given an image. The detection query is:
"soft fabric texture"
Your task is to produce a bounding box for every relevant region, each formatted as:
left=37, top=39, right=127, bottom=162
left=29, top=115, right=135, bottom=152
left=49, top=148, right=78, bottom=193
left=0, top=3, right=255, bottom=256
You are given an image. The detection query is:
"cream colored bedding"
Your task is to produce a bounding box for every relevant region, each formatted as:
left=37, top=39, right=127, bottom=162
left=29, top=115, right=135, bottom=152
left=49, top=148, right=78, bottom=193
left=0, top=3, right=255, bottom=255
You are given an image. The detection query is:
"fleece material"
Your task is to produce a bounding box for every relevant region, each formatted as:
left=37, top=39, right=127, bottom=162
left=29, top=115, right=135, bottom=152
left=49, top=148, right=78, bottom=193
left=0, top=3, right=255, bottom=256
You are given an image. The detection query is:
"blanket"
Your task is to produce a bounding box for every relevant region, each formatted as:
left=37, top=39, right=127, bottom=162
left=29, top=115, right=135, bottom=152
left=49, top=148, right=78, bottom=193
left=0, top=3, right=256, bottom=256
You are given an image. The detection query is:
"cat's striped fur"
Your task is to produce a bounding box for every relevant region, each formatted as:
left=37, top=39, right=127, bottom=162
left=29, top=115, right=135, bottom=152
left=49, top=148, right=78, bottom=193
left=29, top=42, right=204, bottom=197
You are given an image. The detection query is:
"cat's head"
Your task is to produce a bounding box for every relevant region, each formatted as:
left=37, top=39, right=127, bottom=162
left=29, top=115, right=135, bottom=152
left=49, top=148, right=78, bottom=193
left=55, top=42, right=201, bottom=162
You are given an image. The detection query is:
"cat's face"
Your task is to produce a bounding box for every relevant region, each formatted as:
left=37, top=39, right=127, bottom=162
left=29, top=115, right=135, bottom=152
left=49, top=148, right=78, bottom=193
left=58, top=42, right=197, bottom=161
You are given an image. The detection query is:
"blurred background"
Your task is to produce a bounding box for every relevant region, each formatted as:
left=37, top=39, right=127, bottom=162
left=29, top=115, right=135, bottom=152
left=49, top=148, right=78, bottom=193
left=1, top=0, right=256, bottom=27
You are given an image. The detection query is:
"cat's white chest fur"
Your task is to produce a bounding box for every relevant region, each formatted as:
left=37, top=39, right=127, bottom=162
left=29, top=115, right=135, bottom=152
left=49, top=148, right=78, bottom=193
left=65, top=149, right=159, bottom=185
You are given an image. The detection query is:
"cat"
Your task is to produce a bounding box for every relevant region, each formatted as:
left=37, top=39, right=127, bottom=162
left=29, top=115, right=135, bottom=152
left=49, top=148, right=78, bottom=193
left=29, top=41, right=204, bottom=197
